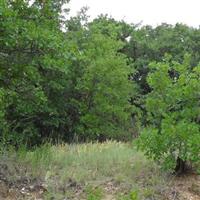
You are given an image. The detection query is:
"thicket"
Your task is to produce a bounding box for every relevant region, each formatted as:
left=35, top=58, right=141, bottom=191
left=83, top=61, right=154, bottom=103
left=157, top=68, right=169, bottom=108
left=0, top=0, right=200, bottom=171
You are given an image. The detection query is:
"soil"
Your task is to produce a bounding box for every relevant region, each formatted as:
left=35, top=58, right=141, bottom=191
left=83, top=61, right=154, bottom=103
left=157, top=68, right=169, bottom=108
left=168, top=173, right=200, bottom=200
left=0, top=162, right=199, bottom=200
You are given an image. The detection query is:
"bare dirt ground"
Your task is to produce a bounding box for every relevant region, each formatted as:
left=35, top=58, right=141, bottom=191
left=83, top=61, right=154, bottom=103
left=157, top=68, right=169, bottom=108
left=167, top=173, right=200, bottom=200
left=0, top=172, right=200, bottom=200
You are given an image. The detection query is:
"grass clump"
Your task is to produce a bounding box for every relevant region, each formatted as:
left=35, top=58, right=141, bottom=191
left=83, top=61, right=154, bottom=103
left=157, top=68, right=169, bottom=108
left=86, top=186, right=103, bottom=200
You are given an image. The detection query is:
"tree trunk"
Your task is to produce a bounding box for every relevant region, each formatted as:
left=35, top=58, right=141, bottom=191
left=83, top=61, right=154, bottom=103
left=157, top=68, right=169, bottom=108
left=174, top=157, right=186, bottom=175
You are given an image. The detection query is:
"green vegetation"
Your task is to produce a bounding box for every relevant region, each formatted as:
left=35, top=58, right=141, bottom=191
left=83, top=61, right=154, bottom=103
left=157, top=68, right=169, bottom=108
left=1, top=142, right=167, bottom=200
left=137, top=55, right=200, bottom=173
left=0, top=1, right=200, bottom=199
left=0, top=0, right=133, bottom=145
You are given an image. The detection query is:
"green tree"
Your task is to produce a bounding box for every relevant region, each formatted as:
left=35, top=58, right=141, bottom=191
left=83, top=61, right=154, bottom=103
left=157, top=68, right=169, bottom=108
left=65, top=13, right=134, bottom=141
left=0, top=1, right=134, bottom=145
left=0, top=0, right=72, bottom=145
left=137, top=55, right=200, bottom=173
left=122, top=23, right=200, bottom=127
left=75, top=30, right=133, bottom=140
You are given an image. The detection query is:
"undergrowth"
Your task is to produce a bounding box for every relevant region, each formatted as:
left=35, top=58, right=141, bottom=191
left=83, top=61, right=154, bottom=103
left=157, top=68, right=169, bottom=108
left=0, top=141, right=168, bottom=199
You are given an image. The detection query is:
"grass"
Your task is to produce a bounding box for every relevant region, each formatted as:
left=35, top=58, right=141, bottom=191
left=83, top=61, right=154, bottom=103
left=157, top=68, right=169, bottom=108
left=0, top=141, right=168, bottom=200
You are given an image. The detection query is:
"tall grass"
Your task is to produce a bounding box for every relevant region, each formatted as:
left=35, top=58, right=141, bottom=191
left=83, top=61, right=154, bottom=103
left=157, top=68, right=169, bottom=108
left=17, top=141, right=155, bottom=182
left=1, top=141, right=167, bottom=199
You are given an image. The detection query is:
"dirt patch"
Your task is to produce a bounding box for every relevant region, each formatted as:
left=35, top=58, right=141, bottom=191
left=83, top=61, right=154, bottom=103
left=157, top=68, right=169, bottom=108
left=165, top=173, right=200, bottom=200
left=0, top=162, right=46, bottom=200
left=0, top=179, right=47, bottom=200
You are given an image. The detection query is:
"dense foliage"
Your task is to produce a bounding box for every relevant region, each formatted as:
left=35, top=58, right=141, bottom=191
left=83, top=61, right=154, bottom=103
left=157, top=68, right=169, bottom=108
left=0, top=0, right=133, bottom=145
left=137, top=55, right=200, bottom=172
left=1, top=0, right=200, bottom=171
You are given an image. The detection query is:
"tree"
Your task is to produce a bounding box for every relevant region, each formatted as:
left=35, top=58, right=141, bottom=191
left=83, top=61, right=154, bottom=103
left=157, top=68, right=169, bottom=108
left=75, top=29, right=133, bottom=140
left=0, top=0, right=73, bottom=145
left=122, top=23, right=200, bottom=127
left=0, top=1, right=134, bottom=145
left=65, top=14, right=135, bottom=141
left=137, top=55, right=200, bottom=173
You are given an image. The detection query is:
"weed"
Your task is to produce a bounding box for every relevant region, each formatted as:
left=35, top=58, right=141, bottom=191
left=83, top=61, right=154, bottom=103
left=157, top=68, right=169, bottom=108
left=86, top=186, right=103, bottom=200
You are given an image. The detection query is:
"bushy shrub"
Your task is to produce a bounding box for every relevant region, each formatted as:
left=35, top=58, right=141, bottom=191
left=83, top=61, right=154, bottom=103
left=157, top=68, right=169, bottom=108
left=137, top=55, right=200, bottom=172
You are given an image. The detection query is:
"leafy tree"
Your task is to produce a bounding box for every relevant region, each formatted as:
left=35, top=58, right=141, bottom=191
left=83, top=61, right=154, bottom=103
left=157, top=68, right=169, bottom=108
left=88, top=16, right=141, bottom=137
left=0, top=1, right=134, bottom=145
left=75, top=30, right=133, bottom=140
left=0, top=0, right=73, bottom=145
left=2, top=0, right=200, bottom=148
left=89, top=15, right=133, bottom=41
left=126, top=24, right=199, bottom=95
left=137, top=55, right=200, bottom=173
left=122, top=23, right=200, bottom=127
left=65, top=13, right=135, bottom=141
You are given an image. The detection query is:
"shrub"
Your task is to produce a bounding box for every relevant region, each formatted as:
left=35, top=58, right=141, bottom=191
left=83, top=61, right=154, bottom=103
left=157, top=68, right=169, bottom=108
left=137, top=55, right=200, bottom=173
